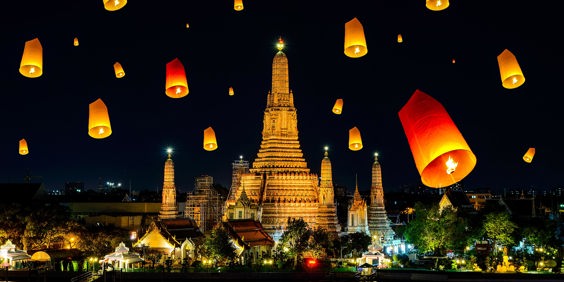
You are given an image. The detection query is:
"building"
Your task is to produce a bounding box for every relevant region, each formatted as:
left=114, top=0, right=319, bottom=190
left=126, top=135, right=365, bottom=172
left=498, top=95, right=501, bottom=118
left=184, top=175, right=225, bottom=234
left=346, top=178, right=369, bottom=234
left=222, top=219, right=275, bottom=265
left=133, top=149, right=202, bottom=261
left=224, top=38, right=340, bottom=241
left=367, top=153, right=395, bottom=249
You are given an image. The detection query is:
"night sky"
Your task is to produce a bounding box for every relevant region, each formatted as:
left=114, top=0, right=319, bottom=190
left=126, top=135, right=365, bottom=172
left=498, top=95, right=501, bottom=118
left=1, top=1, right=562, bottom=194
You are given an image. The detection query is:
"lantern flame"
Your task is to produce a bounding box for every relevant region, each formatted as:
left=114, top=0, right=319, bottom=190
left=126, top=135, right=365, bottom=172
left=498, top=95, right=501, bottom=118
left=511, top=77, right=519, bottom=85
left=445, top=156, right=458, bottom=174
left=29, top=67, right=36, bottom=74
left=354, top=47, right=361, bottom=55
left=98, top=128, right=105, bottom=135
left=114, top=0, right=120, bottom=5
left=436, top=0, right=442, bottom=7
left=176, top=87, right=182, bottom=94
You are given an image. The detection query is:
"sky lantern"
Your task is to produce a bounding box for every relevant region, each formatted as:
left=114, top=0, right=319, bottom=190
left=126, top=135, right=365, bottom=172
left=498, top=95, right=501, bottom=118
left=497, top=49, right=525, bottom=89
left=426, top=0, right=449, bottom=11
left=234, top=0, right=244, bottom=11
left=523, top=147, right=535, bottom=163
left=165, top=58, right=189, bottom=98
left=73, top=37, right=79, bottom=46
left=344, top=17, right=367, bottom=58
left=397, top=34, right=403, bottom=43
left=19, top=139, right=29, bottom=155
left=203, top=127, right=218, bottom=151
left=19, top=38, right=43, bottom=78
left=88, top=98, right=112, bottom=139
left=332, top=98, right=343, bottom=114
left=398, top=89, right=477, bottom=188
left=229, top=86, right=235, bottom=96
left=103, top=0, right=127, bottom=11
left=113, top=62, right=125, bottom=78
left=348, top=126, right=363, bottom=151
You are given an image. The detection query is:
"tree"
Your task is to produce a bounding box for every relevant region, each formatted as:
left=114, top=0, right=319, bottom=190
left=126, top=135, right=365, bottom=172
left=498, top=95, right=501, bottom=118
left=482, top=211, right=517, bottom=255
left=403, top=202, right=468, bottom=257
left=201, top=226, right=237, bottom=266
left=275, top=218, right=311, bottom=268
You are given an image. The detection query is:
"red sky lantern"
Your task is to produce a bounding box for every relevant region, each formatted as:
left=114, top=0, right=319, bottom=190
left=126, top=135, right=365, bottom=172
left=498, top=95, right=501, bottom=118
left=165, top=58, right=189, bottom=98
left=398, top=89, right=476, bottom=188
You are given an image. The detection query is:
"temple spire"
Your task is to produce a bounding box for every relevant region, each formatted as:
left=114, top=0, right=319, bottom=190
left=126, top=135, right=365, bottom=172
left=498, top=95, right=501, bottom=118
left=159, top=147, right=178, bottom=219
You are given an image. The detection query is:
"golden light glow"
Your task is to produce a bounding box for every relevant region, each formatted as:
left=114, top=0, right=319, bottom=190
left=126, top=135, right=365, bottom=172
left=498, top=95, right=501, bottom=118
left=165, top=58, right=189, bottom=98
left=19, top=38, right=43, bottom=78
left=523, top=147, right=535, bottom=163
left=229, top=86, right=235, bottom=96
left=276, top=37, right=285, bottom=51
left=113, top=62, right=125, bottom=78
left=88, top=98, right=112, bottom=139
left=397, top=34, right=403, bottom=43
left=348, top=126, right=363, bottom=151
left=203, top=127, right=218, bottom=151
left=19, top=139, right=29, bottom=155
left=103, top=0, right=127, bottom=11
left=426, top=0, right=449, bottom=11
left=234, top=0, right=244, bottom=11
left=398, top=89, right=476, bottom=188
left=332, top=98, right=343, bottom=114
left=344, top=17, right=367, bottom=58
left=497, top=49, right=525, bottom=89
left=73, top=37, right=79, bottom=46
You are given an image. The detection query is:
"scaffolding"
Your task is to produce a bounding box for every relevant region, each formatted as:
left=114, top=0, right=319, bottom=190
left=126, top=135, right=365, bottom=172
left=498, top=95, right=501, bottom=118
left=184, top=175, right=224, bottom=234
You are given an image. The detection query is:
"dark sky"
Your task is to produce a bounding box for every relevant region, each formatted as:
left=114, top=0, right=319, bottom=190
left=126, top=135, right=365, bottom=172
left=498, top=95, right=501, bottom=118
left=1, top=1, right=562, bottom=194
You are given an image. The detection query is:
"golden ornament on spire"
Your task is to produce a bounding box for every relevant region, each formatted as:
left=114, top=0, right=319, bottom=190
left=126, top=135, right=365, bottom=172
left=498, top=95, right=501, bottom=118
left=276, top=37, right=285, bottom=51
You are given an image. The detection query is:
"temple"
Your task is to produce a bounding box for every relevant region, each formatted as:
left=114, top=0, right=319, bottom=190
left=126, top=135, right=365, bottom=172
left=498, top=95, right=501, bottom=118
left=224, top=38, right=340, bottom=240
left=367, top=153, right=395, bottom=249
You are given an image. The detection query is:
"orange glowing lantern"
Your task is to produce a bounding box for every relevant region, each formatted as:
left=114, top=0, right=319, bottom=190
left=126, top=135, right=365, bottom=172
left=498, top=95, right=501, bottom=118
left=426, top=0, right=449, bottom=11
left=348, top=127, right=363, bottom=151
left=234, top=0, right=244, bottom=11
left=398, top=89, right=476, bottom=188
left=73, top=37, right=79, bottom=46
left=397, top=34, right=403, bottom=43
left=113, top=62, right=125, bottom=78
left=344, top=17, right=367, bottom=58
left=497, top=49, right=525, bottom=89
left=88, top=98, right=112, bottom=139
left=523, top=147, right=535, bottom=163
left=103, top=0, right=127, bottom=11
left=332, top=98, right=343, bottom=114
left=229, top=86, right=235, bottom=96
left=203, top=127, right=218, bottom=151
left=165, top=58, right=189, bottom=98
left=19, top=139, right=29, bottom=155
left=19, top=38, right=43, bottom=78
